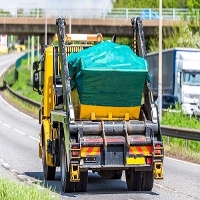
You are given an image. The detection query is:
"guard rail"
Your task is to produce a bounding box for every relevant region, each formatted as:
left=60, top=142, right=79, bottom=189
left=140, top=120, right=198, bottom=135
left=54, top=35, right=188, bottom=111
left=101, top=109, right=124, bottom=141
left=0, top=7, right=199, bottom=20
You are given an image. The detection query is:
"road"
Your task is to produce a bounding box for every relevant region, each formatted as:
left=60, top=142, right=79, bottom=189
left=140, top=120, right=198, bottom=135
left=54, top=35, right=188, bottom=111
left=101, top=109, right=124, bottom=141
left=0, top=54, right=200, bottom=200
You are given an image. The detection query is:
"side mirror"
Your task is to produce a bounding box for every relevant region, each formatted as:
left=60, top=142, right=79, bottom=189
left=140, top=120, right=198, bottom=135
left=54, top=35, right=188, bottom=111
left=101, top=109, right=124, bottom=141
left=33, top=61, right=39, bottom=70
left=33, top=70, right=41, bottom=94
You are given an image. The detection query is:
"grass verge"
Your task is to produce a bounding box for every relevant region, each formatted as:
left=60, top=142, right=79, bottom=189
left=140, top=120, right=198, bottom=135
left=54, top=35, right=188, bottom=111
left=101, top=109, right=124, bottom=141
left=162, top=109, right=200, bottom=164
left=0, top=178, right=58, bottom=200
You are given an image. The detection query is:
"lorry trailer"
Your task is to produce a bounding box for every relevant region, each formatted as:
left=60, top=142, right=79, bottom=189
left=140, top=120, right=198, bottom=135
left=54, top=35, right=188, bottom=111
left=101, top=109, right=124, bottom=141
left=33, top=17, right=164, bottom=193
left=147, top=48, right=200, bottom=115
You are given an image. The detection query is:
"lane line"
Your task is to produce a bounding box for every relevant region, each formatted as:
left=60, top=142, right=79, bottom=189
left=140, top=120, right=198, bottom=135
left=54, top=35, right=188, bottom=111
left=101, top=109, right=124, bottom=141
left=3, top=123, right=11, bottom=128
left=0, top=96, right=34, bottom=120
left=165, top=156, right=200, bottom=167
left=14, top=128, right=26, bottom=135
left=154, top=183, right=178, bottom=192
left=29, top=136, right=40, bottom=142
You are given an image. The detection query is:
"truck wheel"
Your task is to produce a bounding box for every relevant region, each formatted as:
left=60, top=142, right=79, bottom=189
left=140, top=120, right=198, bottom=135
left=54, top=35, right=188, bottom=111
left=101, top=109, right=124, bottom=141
left=111, top=170, right=123, bottom=179
left=125, top=168, right=142, bottom=191
left=60, top=138, right=75, bottom=193
left=75, top=171, right=88, bottom=192
left=141, top=170, right=154, bottom=191
left=42, top=146, right=56, bottom=180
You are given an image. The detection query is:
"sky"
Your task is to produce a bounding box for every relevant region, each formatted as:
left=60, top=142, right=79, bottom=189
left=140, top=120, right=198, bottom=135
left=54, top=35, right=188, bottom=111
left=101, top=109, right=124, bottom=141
left=0, top=0, right=114, bottom=18
left=0, top=0, right=113, bottom=10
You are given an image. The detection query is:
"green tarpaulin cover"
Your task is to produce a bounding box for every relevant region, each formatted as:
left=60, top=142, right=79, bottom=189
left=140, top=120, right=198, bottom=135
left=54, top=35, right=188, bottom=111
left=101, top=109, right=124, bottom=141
left=68, top=41, right=150, bottom=107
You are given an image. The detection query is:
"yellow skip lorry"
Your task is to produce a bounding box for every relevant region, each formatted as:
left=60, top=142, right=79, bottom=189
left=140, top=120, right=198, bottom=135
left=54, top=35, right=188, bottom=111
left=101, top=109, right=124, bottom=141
left=33, top=18, right=164, bottom=192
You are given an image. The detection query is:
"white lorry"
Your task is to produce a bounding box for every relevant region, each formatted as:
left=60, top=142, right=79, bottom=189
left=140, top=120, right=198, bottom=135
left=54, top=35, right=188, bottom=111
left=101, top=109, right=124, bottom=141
left=146, top=48, right=200, bottom=116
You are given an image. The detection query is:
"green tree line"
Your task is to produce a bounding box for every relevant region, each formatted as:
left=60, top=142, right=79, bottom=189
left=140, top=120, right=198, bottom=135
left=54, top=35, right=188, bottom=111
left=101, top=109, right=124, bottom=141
left=113, top=0, right=199, bottom=9
left=113, top=0, right=200, bottom=52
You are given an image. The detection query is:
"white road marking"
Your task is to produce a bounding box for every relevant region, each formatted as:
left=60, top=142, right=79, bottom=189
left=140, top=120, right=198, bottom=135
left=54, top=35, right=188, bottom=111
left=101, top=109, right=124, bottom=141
left=165, top=156, right=200, bottom=167
left=29, top=136, right=40, bottom=142
left=0, top=96, right=10, bottom=106
left=0, top=96, right=34, bottom=120
left=19, top=111, right=34, bottom=119
left=3, top=123, right=11, bottom=128
left=14, top=128, right=26, bottom=135
left=154, top=183, right=178, bottom=192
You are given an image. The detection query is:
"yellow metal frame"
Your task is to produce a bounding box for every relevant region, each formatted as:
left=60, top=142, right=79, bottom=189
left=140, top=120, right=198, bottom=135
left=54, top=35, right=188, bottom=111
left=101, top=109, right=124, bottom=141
left=43, top=46, right=55, bottom=117
left=154, top=162, right=163, bottom=179
left=70, top=164, right=80, bottom=182
left=79, top=104, right=141, bottom=120
left=126, top=157, right=145, bottom=165
left=42, top=119, right=54, bottom=167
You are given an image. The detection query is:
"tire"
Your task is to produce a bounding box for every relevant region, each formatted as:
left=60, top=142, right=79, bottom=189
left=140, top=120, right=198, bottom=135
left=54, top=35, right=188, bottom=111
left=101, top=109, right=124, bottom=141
left=111, top=170, right=123, bottom=179
left=75, top=171, right=88, bottom=192
left=141, top=170, right=154, bottom=191
left=125, top=168, right=142, bottom=191
left=42, top=146, right=56, bottom=180
left=60, top=138, right=75, bottom=193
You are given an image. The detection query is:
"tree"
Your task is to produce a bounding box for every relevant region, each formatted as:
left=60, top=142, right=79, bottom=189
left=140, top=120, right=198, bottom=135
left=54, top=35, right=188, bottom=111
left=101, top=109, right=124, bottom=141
left=0, top=9, right=12, bottom=17
left=148, top=0, right=200, bottom=51
left=149, top=23, right=200, bottom=52
left=113, top=0, right=187, bottom=8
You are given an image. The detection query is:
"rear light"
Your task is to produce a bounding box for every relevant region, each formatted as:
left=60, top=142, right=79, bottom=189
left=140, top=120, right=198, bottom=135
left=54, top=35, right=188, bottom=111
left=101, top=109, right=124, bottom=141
left=71, top=145, right=80, bottom=157
left=146, top=157, right=152, bottom=165
left=72, top=151, right=80, bottom=157
left=154, top=144, right=161, bottom=155
left=72, top=145, right=79, bottom=149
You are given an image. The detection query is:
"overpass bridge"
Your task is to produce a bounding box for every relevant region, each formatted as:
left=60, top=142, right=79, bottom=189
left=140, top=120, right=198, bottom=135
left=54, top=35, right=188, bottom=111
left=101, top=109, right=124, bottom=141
left=0, top=8, right=191, bottom=46
left=0, top=17, right=180, bottom=37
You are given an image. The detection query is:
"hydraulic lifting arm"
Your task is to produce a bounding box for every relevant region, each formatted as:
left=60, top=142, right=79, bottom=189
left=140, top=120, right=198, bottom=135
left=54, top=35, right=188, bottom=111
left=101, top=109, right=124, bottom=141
left=131, top=17, right=147, bottom=59
left=131, top=17, right=164, bottom=179
left=56, top=18, right=75, bottom=123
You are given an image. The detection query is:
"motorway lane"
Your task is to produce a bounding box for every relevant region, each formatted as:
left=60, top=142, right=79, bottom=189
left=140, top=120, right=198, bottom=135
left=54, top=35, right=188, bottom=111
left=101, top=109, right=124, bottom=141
left=0, top=53, right=43, bottom=176
left=0, top=96, right=41, bottom=173
left=0, top=53, right=24, bottom=75
left=0, top=54, right=200, bottom=199
left=48, top=158, right=200, bottom=200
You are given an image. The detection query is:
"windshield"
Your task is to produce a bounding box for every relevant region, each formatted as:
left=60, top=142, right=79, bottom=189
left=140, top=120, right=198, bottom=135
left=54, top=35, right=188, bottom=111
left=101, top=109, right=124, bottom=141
left=182, top=71, right=200, bottom=86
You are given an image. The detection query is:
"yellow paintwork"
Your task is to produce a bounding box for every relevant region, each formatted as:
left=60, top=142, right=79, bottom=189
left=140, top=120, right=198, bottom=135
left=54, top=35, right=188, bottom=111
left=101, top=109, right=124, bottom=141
left=71, top=88, right=141, bottom=120
left=70, top=164, right=80, bottom=182
left=66, top=46, right=85, bottom=55
left=39, top=46, right=56, bottom=166
left=15, top=44, right=26, bottom=52
left=79, top=104, right=141, bottom=120
left=43, top=46, right=54, bottom=117
left=38, top=143, right=42, bottom=158
left=0, top=46, right=8, bottom=54
left=126, top=157, right=145, bottom=165
left=81, top=147, right=100, bottom=157
left=42, top=119, right=54, bottom=166
left=129, top=146, right=152, bottom=156
left=154, top=162, right=163, bottom=179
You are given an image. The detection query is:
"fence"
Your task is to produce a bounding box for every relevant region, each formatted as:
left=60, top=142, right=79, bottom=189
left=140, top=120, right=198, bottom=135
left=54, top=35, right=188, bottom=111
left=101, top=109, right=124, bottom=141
left=1, top=8, right=199, bottom=20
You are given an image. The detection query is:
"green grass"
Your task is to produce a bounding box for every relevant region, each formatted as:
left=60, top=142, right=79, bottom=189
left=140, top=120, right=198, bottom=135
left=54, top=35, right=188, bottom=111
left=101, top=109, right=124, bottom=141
left=161, top=109, right=200, bottom=163
left=162, top=110, right=200, bottom=150
left=4, top=67, right=15, bottom=86
left=0, top=178, right=58, bottom=200
left=162, top=109, right=200, bottom=129
left=5, top=61, right=40, bottom=102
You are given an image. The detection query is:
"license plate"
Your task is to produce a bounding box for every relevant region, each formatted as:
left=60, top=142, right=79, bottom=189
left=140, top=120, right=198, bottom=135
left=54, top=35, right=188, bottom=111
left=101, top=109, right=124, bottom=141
left=126, top=157, right=145, bottom=165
